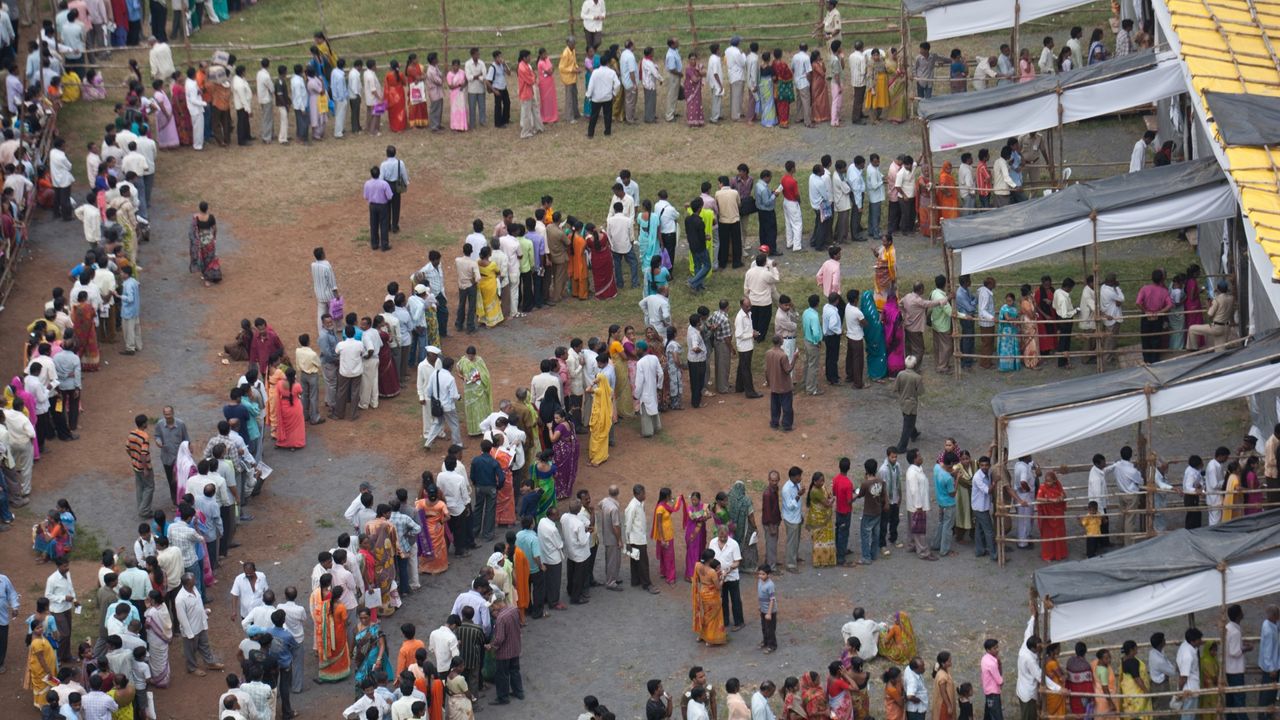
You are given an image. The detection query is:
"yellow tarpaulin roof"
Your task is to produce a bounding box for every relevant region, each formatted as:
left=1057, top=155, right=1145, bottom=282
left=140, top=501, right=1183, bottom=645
left=1164, top=0, right=1280, bottom=280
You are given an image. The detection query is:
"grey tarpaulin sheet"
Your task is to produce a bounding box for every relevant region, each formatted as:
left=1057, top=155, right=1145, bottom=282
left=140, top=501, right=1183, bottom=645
left=1204, top=91, right=1280, bottom=147
left=919, top=49, right=1159, bottom=120
left=1034, top=509, right=1280, bottom=604
left=942, top=158, right=1227, bottom=249
left=991, top=328, right=1280, bottom=418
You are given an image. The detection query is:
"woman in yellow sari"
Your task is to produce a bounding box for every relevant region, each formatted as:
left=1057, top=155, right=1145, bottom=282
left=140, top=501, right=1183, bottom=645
left=25, top=622, right=57, bottom=710
left=886, top=47, right=909, bottom=123
left=475, top=247, right=504, bottom=327
left=587, top=371, right=615, bottom=466
left=691, top=550, right=727, bottom=645
left=1199, top=641, right=1220, bottom=709
left=1043, top=643, right=1067, bottom=720
left=873, top=235, right=896, bottom=310
left=1222, top=461, right=1243, bottom=522
left=1119, top=645, right=1151, bottom=720
left=867, top=48, right=889, bottom=121
left=806, top=472, right=836, bottom=567
left=607, top=325, right=635, bottom=417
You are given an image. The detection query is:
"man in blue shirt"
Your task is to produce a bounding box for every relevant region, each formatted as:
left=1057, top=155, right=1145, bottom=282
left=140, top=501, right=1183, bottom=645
left=954, top=275, right=978, bottom=369
left=253, top=609, right=299, bottom=718
left=469, top=439, right=503, bottom=541
left=753, top=170, right=778, bottom=253
left=514, top=515, right=545, bottom=618
left=801, top=294, right=823, bottom=396
left=780, top=466, right=804, bottom=571
left=931, top=452, right=958, bottom=557
left=664, top=38, right=683, bottom=122
left=0, top=572, right=18, bottom=672
left=1260, top=606, right=1280, bottom=711
left=120, top=266, right=141, bottom=354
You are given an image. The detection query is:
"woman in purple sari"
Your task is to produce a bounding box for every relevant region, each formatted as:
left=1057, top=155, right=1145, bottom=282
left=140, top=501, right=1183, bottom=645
left=883, top=292, right=907, bottom=376
left=682, top=492, right=711, bottom=581
left=151, top=80, right=179, bottom=148
left=547, top=408, right=578, bottom=500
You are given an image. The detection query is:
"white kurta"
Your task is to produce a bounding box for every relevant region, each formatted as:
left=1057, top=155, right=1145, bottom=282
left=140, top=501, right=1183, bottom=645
left=633, top=354, right=665, bottom=415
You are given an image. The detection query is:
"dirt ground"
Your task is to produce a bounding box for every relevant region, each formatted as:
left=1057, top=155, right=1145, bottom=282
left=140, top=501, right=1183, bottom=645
left=0, top=93, right=1258, bottom=720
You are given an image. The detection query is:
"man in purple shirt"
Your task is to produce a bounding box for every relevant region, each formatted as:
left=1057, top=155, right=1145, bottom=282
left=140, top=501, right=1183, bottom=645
left=1134, top=269, right=1173, bottom=364
left=363, top=166, right=393, bottom=252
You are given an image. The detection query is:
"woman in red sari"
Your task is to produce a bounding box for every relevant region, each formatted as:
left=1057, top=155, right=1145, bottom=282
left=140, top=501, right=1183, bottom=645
left=772, top=49, right=793, bottom=128
left=1036, top=470, right=1068, bottom=561
left=71, top=292, right=100, bottom=370
left=916, top=163, right=934, bottom=239
left=588, top=223, right=617, bottom=299
left=169, top=75, right=193, bottom=147
left=1033, top=276, right=1059, bottom=355
left=374, top=317, right=400, bottom=398
left=492, top=442, right=516, bottom=528
left=405, top=54, right=429, bottom=129
left=384, top=60, right=408, bottom=133
left=274, top=368, right=306, bottom=450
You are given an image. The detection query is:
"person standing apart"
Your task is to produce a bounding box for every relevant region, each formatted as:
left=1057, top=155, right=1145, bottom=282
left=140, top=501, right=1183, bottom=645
left=310, top=246, right=337, bottom=334
left=379, top=146, right=407, bottom=236
left=580, top=0, right=605, bottom=49
left=421, top=356, right=461, bottom=451
left=895, top=356, right=923, bottom=452
left=363, top=167, right=392, bottom=253
left=127, top=414, right=155, bottom=519
left=175, top=573, right=223, bottom=676
left=664, top=38, right=682, bottom=122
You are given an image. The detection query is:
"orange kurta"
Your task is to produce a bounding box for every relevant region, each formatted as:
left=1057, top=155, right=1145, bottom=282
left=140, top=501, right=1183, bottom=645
left=397, top=638, right=425, bottom=675
left=513, top=547, right=531, bottom=610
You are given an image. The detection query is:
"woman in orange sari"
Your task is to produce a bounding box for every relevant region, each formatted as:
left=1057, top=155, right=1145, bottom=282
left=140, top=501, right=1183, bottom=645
left=937, top=161, right=960, bottom=223
left=315, top=583, right=352, bottom=682
left=405, top=54, right=429, bottom=129
left=1036, top=471, right=1068, bottom=561
left=506, top=531, right=531, bottom=624
left=691, top=549, right=726, bottom=645
left=492, top=441, right=516, bottom=528
left=1044, top=643, right=1068, bottom=720
left=385, top=60, right=408, bottom=133
left=274, top=368, right=306, bottom=449
left=71, top=292, right=100, bottom=370
left=265, top=353, right=286, bottom=440
left=567, top=220, right=589, bottom=299
left=416, top=482, right=449, bottom=575
left=809, top=51, right=830, bottom=124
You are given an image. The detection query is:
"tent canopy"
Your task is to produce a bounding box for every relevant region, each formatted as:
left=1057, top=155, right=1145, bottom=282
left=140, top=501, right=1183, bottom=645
left=903, top=0, right=1093, bottom=41
left=917, top=49, right=1186, bottom=151
left=1204, top=91, right=1280, bottom=146
left=1034, top=511, right=1280, bottom=641
left=992, top=330, right=1280, bottom=457
left=941, top=159, right=1236, bottom=274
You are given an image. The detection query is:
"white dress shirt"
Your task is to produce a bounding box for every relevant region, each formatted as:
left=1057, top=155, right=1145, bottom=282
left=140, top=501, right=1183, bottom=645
left=623, top=497, right=648, bottom=545
left=560, top=511, right=591, bottom=563
left=427, top=624, right=459, bottom=670
left=537, top=517, right=565, bottom=565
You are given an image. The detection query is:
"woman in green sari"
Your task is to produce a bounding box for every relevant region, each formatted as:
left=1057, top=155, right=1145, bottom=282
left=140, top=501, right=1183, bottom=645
left=533, top=450, right=557, bottom=519
left=351, top=607, right=393, bottom=691
left=726, top=481, right=758, bottom=572
left=860, top=290, right=888, bottom=380
left=806, top=472, right=836, bottom=567
left=886, top=47, right=910, bottom=124
left=457, top=346, right=491, bottom=436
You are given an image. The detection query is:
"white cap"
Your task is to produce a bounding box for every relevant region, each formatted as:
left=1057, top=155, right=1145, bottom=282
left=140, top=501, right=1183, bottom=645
left=413, top=284, right=428, bottom=294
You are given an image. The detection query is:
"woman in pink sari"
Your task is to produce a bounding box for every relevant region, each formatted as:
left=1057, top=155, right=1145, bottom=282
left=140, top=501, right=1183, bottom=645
left=882, top=292, right=907, bottom=376
left=1184, top=264, right=1205, bottom=347
left=169, top=75, right=194, bottom=147
left=536, top=48, right=558, bottom=124
left=682, top=492, right=711, bottom=581
left=151, top=80, right=179, bottom=148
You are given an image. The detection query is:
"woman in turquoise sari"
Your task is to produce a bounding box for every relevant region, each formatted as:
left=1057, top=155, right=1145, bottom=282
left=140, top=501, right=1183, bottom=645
left=533, top=450, right=557, bottom=519
left=860, top=290, right=888, bottom=380
left=637, top=200, right=660, bottom=270
left=759, top=61, right=777, bottom=127
left=351, top=608, right=393, bottom=690
left=192, top=0, right=229, bottom=30
left=997, top=293, right=1022, bottom=372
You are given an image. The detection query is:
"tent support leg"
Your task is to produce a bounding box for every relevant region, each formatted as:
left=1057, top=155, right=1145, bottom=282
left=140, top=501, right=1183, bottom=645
left=1218, top=565, right=1228, bottom=719
left=946, top=247, right=960, bottom=380
left=996, top=417, right=1007, bottom=567
left=1011, top=1, right=1021, bottom=70
left=1144, top=388, right=1157, bottom=538
left=1092, top=213, right=1103, bottom=372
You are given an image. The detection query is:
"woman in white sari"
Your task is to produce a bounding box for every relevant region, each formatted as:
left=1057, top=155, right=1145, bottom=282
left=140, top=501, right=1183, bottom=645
left=144, top=590, right=173, bottom=687
left=172, top=440, right=197, bottom=502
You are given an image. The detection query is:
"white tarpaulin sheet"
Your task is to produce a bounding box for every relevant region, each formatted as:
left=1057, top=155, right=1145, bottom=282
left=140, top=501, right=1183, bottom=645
left=1042, top=549, right=1280, bottom=642
left=926, top=54, right=1185, bottom=151
left=911, top=0, right=1093, bottom=42
left=1005, top=361, right=1280, bottom=457
left=956, top=182, right=1238, bottom=274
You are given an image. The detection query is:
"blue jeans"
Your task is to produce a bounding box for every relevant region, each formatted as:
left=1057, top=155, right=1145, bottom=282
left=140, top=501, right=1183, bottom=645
left=867, top=201, right=882, bottom=239
left=0, top=476, right=12, bottom=522
left=932, top=505, right=956, bottom=555
left=835, top=512, right=851, bottom=564
left=859, top=514, right=880, bottom=563
left=1226, top=673, right=1246, bottom=720
left=689, top=249, right=711, bottom=290
left=613, top=250, right=639, bottom=289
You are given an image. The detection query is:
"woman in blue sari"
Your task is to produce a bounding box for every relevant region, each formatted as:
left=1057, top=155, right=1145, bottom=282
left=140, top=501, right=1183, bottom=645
left=997, top=292, right=1022, bottom=372
left=582, top=48, right=597, bottom=117
left=759, top=61, right=777, bottom=127
left=352, top=607, right=393, bottom=690
left=860, top=290, right=887, bottom=380
left=33, top=500, right=76, bottom=560
left=637, top=200, right=660, bottom=270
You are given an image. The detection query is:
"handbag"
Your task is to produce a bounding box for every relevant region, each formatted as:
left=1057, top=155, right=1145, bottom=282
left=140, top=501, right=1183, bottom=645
left=909, top=509, right=927, bottom=535
left=740, top=194, right=757, bottom=216
left=408, top=81, right=427, bottom=105
left=429, top=369, right=444, bottom=418
left=392, top=160, right=408, bottom=195
left=372, top=101, right=387, bottom=115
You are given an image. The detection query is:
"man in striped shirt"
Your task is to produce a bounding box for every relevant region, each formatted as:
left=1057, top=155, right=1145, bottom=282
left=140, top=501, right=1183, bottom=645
left=310, top=247, right=338, bottom=335
left=488, top=592, right=524, bottom=704
left=126, top=414, right=153, bottom=519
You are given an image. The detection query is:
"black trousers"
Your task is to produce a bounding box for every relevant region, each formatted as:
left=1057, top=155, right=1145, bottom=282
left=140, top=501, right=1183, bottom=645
left=769, top=391, right=793, bottom=430
left=0, top=621, right=8, bottom=667
left=519, top=270, right=535, bottom=312
left=718, top=221, right=742, bottom=268
left=660, top=232, right=677, bottom=268
left=493, top=88, right=511, bottom=127
left=349, top=98, right=362, bottom=132
left=735, top=348, right=756, bottom=394
left=1184, top=493, right=1202, bottom=529
left=628, top=543, right=652, bottom=587
left=1140, top=317, right=1164, bottom=363
left=824, top=334, right=841, bottom=383
left=899, top=197, right=916, bottom=233
left=435, top=293, right=449, bottom=337
left=720, top=579, right=744, bottom=627
left=448, top=511, right=473, bottom=554
left=235, top=109, right=251, bottom=145
left=54, top=185, right=73, bottom=220
left=455, top=286, right=477, bottom=332
left=543, top=561, right=562, bottom=606
left=810, top=211, right=832, bottom=249
left=749, top=304, right=772, bottom=343
left=688, top=360, right=706, bottom=407
left=879, top=503, right=900, bottom=546
left=587, top=97, right=613, bottom=137
left=566, top=559, right=589, bottom=602
left=494, top=656, right=523, bottom=701
left=1056, top=322, right=1072, bottom=366
left=757, top=208, right=777, bottom=252
left=897, top=413, right=918, bottom=453
left=760, top=611, right=777, bottom=649
left=388, top=190, right=402, bottom=231
left=368, top=202, right=390, bottom=250
left=527, top=569, right=546, bottom=617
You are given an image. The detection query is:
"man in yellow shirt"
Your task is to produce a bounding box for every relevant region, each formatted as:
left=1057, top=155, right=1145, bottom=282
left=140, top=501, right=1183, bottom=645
left=559, top=37, right=582, bottom=123
left=295, top=334, right=324, bottom=425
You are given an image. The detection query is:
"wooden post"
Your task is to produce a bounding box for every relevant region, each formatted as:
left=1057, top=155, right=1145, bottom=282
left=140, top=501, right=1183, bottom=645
left=1143, top=388, right=1157, bottom=538
left=900, top=1, right=909, bottom=76
left=1218, top=565, right=1228, bottom=719
left=920, top=120, right=935, bottom=241
left=996, top=417, right=1007, bottom=566
left=568, top=0, right=576, bottom=40
left=1091, top=212, right=1103, bottom=371
left=317, top=0, right=327, bottom=33
left=946, top=246, right=961, bottom=380
left=817, top=0, right=826, bottom=41
left=686, top=0, right=699, bottom=47
left=441, top=0, right=449, bottom=63
left=1011, top=0, right=1021, bottom=66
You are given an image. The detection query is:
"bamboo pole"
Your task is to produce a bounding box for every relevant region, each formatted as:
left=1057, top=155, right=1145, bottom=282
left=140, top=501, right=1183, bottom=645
left=317, top=0, right=327, bottom=33
left=686, top=0, right=699, bottom=47
left=1011, top=0, right=1021, bottom=67
left=1091, top=212, right=1103, bottom=371
left=1218, top=565, right=1228, bottom=720
left=441, top=0, right=450, bottom=64
left=1143, top=388, right=1157, bottom=537
left=568, top=0, right=576, bottom=40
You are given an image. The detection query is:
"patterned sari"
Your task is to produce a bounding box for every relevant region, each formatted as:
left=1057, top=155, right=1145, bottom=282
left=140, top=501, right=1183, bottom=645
left=683, top=499, right=711, bottom=581
left=72, top=301, right=100, bottom=370
left=691, top=561, right=726, bottom=644
left=415, top=497, right=449, bottom=575
left=315, top=597, right=351, bottom=682
left=807, top=486, right=836, bottom=567
left=364, top=517, right=398, bottom=615
left=144, top=605, right=172, bottom=688
left=552, top=421, right=579, bottom=499
left=352, top=622, right=393, bottom=689
left=456, top=355, right=491, bottom=436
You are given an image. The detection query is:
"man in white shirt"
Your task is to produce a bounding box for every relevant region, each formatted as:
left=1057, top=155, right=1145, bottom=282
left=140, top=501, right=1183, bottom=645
left=894, top=156, right=919, bottom=234
left=464, top=48, right=488, bottom=128
left=1224, top=604, right=1252, bottom=717
left=347, top=59, right=364, bottom=134
left=585, top=57, right=619, bottom=138
left=733, top=297, right=762, bottom=398
left=49, top=138, right=74, bottom=220
left=362, top=60, right=383, bottom=135
left=1098, top=273, right=1125, bottom=365
left=255, top=58, right=274, bottom=143
left=1183, top=457, right=1206, bottom=530
left=903, top=449, right=936, bottom=560
left=843, top=289, right=866, bottom=387
left=420, top=355, right=461, bottom=450
left=641, top=47, right=661, bottom=123
left=1148, top=632, right=1179, bottom=705
left=427, top=617, right=460, bottom=671
left=623, top=484, right=660, bottom=593
left=904, top=656, right=930, bottom=717
left=618, top=40, right=639, bottom=124
left=1176, top=628, right=1204, bottom=720
left=1111, top=446, right=1145, bottom=543
left=1130, top=130, right=1156, bottom=173
left=638, top=284, right=671, bottom=337
left=791, top=44, right=813, bottom=127
left=333, top=326, right=366, bottom=420
left=958, top=152, right=976, bottom=214
left=606, top=197, right=635, bottom=289
left=725, top=36, right=746, bottom=122
left=1038, top=36, right=1057, bottom=75
left=633, top=342, right=665, bottom=437
left=230, top=66, right=254, bottom=147
left=848, top=40, right=867, bottom=123
left=1016, top=635, right=1061, bottom=715
left=706, top=42, right=725, bottom=123
left=560, top=499, right=592, bottom=603
left=708, top=524, right=744, bottom=630
left=1204, top=446, right=1229, bottom=526
left=537, top=507, right=567, bottom=610
left=808, top=164, right=832, bottom=249
left=184, top=69, right=207, bottom=151
left=175, top=573, right=223, bottom=675
left=580, top=0, right=605, bottom=49
left=437, top=456, right=472, bottom=557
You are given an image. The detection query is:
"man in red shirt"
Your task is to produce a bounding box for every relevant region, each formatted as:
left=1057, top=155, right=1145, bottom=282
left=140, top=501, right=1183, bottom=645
left=1134, top=269, right=1173, bottom=364
left=248, top=318, right=284, bottom=376
left=832, top=457, right=855, bottom=566
left=780, top=160, right=803, bottom=253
